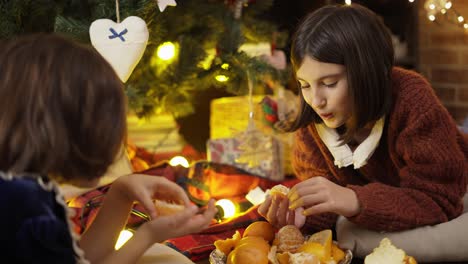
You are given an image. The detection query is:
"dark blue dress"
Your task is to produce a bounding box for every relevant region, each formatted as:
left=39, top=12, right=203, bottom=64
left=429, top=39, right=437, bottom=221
left=0, top=175, right=77, bottom=263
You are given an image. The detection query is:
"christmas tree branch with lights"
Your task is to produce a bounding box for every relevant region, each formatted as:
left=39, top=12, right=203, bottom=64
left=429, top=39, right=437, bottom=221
left=0, top=0, right=289, bottom=119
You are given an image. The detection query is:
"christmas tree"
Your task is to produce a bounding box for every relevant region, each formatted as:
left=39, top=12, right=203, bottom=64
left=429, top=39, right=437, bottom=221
left=0, top=0, right=289, bottom=119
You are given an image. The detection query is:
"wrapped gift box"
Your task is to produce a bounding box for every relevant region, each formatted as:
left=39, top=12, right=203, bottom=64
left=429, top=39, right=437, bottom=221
left=210, top=95, right=294, bottom=176
left=207, top=136, right=284, bottom=181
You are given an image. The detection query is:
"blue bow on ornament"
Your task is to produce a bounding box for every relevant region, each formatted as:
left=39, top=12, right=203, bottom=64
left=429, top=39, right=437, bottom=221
left=108, top=28, right=128, bottom=42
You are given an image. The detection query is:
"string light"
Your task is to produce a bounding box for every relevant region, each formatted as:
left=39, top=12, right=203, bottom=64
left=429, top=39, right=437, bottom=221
left=344, top=0, right=352, bottom=5
left=169, top=156, right=189, bottom=168
left=157, top=42, right=176, bottom=61
left=115, top=230, right=133, bottom=250
left=415, top=0, right=468, bottom=30
left=215, top=199, right=236, bottom=218
left=215, top=75, right=229, bottom=82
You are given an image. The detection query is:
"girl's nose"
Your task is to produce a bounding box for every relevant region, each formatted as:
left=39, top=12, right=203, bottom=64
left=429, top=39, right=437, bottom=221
left=312, top=94, right=326, bottom=109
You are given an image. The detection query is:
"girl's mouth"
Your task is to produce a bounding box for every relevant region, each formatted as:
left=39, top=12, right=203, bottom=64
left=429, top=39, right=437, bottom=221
left=320, top=113, right=334, bottom=120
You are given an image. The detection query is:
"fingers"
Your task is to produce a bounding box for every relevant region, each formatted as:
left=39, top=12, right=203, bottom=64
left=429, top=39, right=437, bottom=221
left=294, top=207, right=306, bottom=228
left=266, top=196, right=281, bottom=227
left=172, top=199, right=217, bottom=236
left=258, top=195, right=272, bottom=217
left=139, top=190, right=158, bottom=220
left=287, top=208, right=295, bottom=226
left=154, top=178, right=190, bottom=206
left=288, top=177, right=329, bottom=207
left=289, top=192, right=326, bottom=210
left=302, top=203, right=329, bottom=216
left=276, top=197, right=289, bottom=227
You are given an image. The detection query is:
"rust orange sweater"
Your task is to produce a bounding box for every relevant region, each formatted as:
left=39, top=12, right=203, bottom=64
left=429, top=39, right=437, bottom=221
left=293, top=67, right=468, bottom=232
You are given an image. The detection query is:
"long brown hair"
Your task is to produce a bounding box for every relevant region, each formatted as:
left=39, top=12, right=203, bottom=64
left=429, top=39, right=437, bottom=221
left=0, top=33, right=127, bottom=182
left=288, top=4, right=394, bottom=143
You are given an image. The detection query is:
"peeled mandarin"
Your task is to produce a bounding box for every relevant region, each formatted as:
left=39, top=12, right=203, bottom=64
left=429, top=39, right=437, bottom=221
left=276, top=225, right=305, bottom=253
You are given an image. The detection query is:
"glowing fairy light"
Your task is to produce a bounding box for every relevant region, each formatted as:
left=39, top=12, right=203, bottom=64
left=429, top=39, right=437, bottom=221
left=157, top=42, right=176, bottom=61
left=429, top=14, right=436, bottom=21
left=215, top=199, right=236, bottom=218
left=344, top=0, right=352, bottom=5
left=169, top=156, right=189, bottom=168
left=115, top=230, right=133, bottom=250
left=215, top=75, right=229, bottom=82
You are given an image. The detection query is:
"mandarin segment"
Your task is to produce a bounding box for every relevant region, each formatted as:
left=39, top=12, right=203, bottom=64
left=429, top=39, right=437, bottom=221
left=331, top=243, right=346, bottom=262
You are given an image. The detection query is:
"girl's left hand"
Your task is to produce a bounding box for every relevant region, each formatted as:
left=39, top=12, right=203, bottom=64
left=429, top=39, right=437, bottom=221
left=288, top=176, right=360, bottom=217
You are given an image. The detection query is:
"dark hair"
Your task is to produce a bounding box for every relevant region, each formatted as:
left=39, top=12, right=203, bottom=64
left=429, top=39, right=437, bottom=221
left=0, top=33, right=127, bottom=182
left=288, top=4, right=394, bottom=142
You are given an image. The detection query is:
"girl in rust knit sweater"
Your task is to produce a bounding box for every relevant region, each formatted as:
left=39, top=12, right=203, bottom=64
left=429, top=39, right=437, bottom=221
left=258, top=4, right=467, bottom=234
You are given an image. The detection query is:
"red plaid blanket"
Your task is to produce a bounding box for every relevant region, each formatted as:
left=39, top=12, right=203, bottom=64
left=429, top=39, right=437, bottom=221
left=67, top=161, right=299, bottom=262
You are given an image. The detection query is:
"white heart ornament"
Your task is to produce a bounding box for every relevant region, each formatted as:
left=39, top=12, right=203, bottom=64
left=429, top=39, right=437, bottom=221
left=90, top=16, right=149, bottom=83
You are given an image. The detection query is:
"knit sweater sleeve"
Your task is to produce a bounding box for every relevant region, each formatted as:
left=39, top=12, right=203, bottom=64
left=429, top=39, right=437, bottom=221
left=347, top=69, right=467, bottom=232
left=293, top=127, right=339, bottom=234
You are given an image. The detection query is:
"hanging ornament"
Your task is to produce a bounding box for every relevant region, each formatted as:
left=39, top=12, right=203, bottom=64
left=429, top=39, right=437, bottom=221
left=89, top=1, right=149, bottom=83
left=157, top=0, right=177, bottom=12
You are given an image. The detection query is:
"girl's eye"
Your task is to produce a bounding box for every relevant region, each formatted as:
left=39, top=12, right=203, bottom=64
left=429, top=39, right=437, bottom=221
left=322, top=81, right=338, bottom=88
left=299, top=82, right=310, bottom=89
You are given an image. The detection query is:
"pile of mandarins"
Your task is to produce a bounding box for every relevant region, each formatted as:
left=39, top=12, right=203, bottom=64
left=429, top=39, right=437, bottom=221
left=214, top=221, right=346, bottom=264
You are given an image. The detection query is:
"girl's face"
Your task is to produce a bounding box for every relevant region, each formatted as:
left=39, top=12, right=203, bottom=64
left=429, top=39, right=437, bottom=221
left=296, top=56, right=352, bottom=129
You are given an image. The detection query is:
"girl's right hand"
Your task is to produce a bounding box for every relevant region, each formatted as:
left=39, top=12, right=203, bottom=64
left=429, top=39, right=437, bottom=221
left=258, top=195, right=300, bottom=229
left=140, top=199, right=217, bottom=243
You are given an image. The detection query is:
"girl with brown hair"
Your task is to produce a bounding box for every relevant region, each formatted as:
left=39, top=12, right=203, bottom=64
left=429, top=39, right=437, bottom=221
left=258, top=3, right=467, bottom=259
left=0, top=33, right=216, bottom=263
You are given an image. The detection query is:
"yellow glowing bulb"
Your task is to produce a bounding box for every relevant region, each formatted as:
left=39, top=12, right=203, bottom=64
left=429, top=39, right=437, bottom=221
left=441, top=9, right=447, bottom=14
left=345, top=0, right=352, bottom=5
left=458, top=16, right=464, bottom=23
left=464, top=23, right=468, bottom=29
left=221, top=63, right=230, bottom=70
left=157, top=42, right=176, bottom=60
left=429, top=15, right=436, bottom=21
left=115, top=230, right=133, bottom=250
left=215, top=199, right=236, bottom=218
left=408, top=0, right=414, bottom=2
left=445, top=2, right=452, bottom=9
left=169, top=156, right=189, bottom=168
left=215, top=75, right=229, bottom=82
